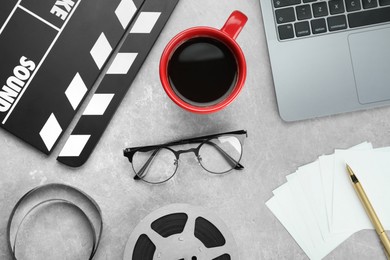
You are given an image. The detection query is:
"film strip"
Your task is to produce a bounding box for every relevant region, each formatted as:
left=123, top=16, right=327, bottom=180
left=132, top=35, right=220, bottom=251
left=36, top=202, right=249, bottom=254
left=57, top=0, right=179, bottom=167
left=7, top=183, right=102, bottom=259
left=0, top=0, right=143, bottom=154
left=123, top=204, right=239, bottom=260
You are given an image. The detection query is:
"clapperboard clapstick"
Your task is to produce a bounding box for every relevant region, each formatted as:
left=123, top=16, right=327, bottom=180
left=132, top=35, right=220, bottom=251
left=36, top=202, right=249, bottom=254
left=57, top=0, right=180, bottom=167
left=0, top=0, right=144, bottom=154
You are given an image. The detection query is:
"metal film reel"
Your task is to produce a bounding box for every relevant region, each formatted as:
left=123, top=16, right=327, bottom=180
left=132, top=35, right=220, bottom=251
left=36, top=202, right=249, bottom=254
left=123, top=204, right=238, bottom=260
left=7, top=183, right=102, bottom=260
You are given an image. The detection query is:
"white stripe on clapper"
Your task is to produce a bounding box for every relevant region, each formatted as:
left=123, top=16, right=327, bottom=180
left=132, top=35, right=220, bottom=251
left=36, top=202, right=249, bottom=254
left=59, top=135, right=90, bottom=157
left=130, top=12, right=161, bottom=34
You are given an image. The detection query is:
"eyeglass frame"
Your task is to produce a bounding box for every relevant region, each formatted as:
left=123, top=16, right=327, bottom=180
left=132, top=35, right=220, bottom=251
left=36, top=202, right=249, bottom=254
left=123, top=130, right=247, bottom=184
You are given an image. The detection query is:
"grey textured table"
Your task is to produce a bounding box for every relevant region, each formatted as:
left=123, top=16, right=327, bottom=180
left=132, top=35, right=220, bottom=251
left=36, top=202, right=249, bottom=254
left=1, top=0, right=389, bottom=259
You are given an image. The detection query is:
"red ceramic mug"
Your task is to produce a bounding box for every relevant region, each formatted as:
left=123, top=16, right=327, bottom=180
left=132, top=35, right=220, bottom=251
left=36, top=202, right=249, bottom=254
left=160, top=11, right=248, bottom=114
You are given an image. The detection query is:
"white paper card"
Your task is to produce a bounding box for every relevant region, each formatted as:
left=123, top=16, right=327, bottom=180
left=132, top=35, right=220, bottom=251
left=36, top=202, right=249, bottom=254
left=332, top=149, right=390, bottom=232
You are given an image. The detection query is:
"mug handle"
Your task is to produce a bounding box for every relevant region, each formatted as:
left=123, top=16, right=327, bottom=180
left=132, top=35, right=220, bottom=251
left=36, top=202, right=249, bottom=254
left=221, top=11, right=248, bottom=40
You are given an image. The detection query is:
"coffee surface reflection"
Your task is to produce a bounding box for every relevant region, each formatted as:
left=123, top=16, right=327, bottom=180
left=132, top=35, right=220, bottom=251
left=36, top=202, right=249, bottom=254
left=168, top=37, right=238, bottom=106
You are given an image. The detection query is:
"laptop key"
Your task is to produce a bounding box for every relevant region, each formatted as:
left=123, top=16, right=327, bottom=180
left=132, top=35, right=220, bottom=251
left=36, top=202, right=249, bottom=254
left=274, top=0, right=301, bottom=8
left=295, top=21, right=311, bottom=36
left=313, top=2, right=329, bottom=17
left=327, top=15, right=348, bottom=31
left=348, top=6, right=390, bottom=27
left=275, top=8, right=296, bottom=24
left=362, top=0, right=378, bottom=8
left=278, top=24, right=295, bottom=39
left=329, top=0, right=345, bottom=14
left=311, top=18, right=327, bottom=33
left=303, top=0, right=317, bottom=2
left=379, top=0, right=390, bottom=5
left=296, top=5, right=313, bottom=20
left=345, top=0, right=361, bottom=11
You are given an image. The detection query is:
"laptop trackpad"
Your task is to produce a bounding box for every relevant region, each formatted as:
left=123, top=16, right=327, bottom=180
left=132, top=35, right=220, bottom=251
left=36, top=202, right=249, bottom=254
left=349, top=27, right=390, bottom=104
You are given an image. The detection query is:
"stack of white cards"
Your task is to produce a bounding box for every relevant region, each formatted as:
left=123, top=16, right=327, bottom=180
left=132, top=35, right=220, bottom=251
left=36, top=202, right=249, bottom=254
left=266, top=142, right=390, bottom=259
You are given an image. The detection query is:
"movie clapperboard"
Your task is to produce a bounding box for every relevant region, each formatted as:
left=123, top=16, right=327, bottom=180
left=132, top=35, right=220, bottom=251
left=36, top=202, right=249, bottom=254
left=0, top=0, right=179, bottom=167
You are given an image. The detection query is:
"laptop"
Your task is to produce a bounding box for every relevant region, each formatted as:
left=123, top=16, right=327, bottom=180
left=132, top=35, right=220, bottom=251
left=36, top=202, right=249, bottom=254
left=259, top=0, right=390, bottom=121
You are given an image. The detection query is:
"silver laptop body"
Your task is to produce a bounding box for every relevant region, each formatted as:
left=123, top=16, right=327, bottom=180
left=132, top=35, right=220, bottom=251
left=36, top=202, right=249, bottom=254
left=259, top=0, right=390, bottom=121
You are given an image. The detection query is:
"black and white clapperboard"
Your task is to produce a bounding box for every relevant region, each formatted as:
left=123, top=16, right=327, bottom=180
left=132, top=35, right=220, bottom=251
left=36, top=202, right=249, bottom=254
left=0, top=0, right=179, bottom=167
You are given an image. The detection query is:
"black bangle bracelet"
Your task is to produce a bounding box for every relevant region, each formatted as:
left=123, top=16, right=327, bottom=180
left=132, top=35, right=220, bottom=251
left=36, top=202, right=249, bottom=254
left=7, top=183, right=103, bottom=260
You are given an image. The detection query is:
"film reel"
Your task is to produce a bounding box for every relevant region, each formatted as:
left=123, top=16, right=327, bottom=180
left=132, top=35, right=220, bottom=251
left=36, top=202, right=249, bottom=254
left=7, top=183, right=102, bottom=260
left=123, top=204, right=238, bottom=260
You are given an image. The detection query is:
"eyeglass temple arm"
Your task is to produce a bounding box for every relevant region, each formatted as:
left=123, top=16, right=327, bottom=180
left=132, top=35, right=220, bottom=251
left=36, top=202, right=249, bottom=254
left=158, top=130, right=247, bottom=147
left=133, top=148, right=160, bottom=180
left=125, top=130, right=247, bottom=154
left=202, top=140, right=244, bottom=170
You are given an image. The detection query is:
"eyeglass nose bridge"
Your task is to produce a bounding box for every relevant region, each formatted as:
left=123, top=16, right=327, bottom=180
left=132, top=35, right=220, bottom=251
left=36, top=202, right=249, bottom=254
left=174, top=148, right=199, bottom=157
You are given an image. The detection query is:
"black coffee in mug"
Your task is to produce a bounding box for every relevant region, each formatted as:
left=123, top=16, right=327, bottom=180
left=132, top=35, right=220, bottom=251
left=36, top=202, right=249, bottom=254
left=168, top=37, right=238, bottom=106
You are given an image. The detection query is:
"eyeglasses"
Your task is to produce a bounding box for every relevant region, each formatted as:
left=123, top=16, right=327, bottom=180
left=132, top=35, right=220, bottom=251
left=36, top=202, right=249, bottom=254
left=123, top=130, right=247, bottom=184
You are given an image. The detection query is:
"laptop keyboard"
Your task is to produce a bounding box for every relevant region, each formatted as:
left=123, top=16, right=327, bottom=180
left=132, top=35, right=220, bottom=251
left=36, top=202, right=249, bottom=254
left=274, top=0, right=390, bottom=40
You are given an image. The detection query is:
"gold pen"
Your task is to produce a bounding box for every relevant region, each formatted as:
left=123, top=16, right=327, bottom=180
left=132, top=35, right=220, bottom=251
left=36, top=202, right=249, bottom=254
left=346, top=164, right=390, bottom=259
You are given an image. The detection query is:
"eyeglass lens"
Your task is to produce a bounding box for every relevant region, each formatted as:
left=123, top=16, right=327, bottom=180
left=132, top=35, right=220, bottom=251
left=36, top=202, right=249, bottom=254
left=198, top=135, right=242, bottom=174
left=132, top=148, right=177, bottom=184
